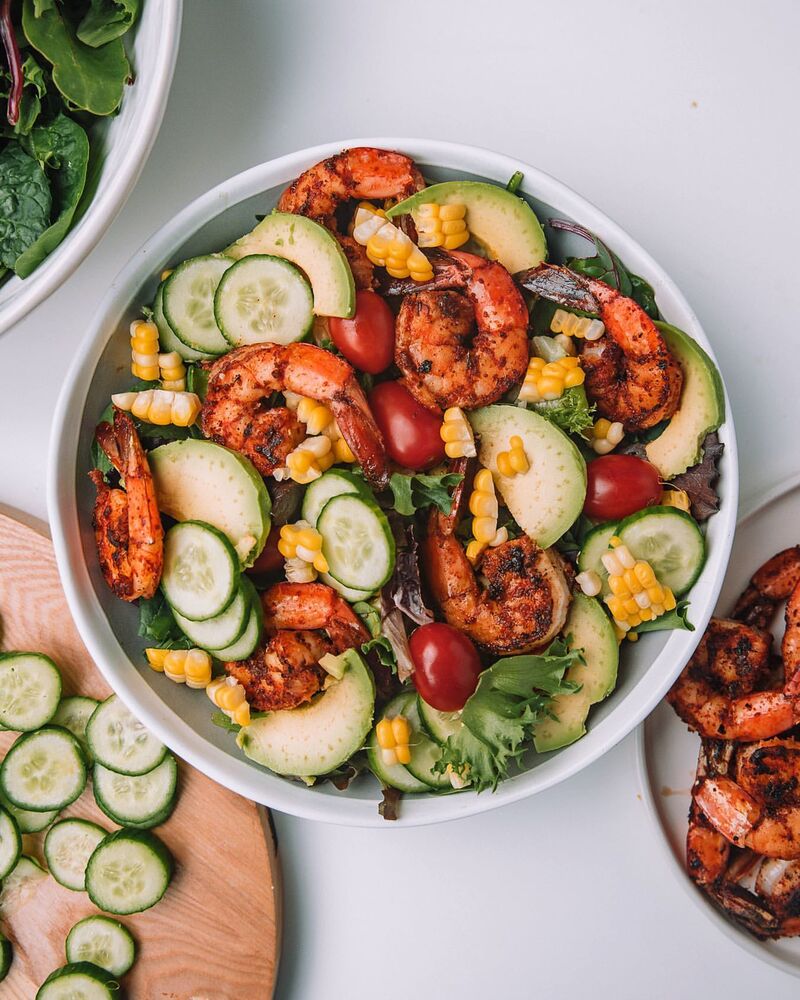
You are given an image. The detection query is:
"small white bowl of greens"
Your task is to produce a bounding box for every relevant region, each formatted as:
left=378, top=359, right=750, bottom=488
left=0, top=0, right=181, bottom=336
left=48, top=139, right=738, bottom=826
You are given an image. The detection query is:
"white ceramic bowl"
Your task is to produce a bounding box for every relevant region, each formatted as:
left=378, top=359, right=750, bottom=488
left=48, top=138, right=739, bottom=826
left=0, top=2, right=182, bottom=336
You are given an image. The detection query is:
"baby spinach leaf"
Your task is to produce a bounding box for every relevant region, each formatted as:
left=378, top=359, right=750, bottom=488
left=14, top=113, right=89, bottom=277
left=77, top=0, right=140, bottom=48
left=137, top=592, right=192, bottom=648
left=0, top=142, right=51, bottom=268
left=388, top=471, right=462, bottom=517
left=22, top=0, right=129, bottom=116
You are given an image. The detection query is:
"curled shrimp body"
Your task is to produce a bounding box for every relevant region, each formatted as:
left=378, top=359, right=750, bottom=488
left=423, top=479, right=571, bottom=654
left=391, top=251, right=529, bottom=410
left=278, top=147, right=425, bottom=290
left=733, top=546, right=800, bottom=631
left=517, top=263, right=683, bottom=431
left=224, top=582, right=368, bottom=712
left=694, top=739, right=800, bottom=859
left=89, top=409, right=163, bottom=602
left=201, top=342, right=388, bottom=487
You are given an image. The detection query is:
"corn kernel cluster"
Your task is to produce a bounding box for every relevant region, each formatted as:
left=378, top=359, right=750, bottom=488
left=440, top=406, right=476, bottom=459
left=412, top=203, right=470, bottom=250
left=496, top=435, right=529, bottom=478
left=661, top=488, right=691, bottom=512
left=279, top=520, right=329, bottom=576
left=601, top=538, right=676, bottom=633
left=159, top=351, right=187, bottom=391
left=145, top=648, right=212, bottom=689
left=352, top=202, right=433, bottom=281
left=466, top=468, right=508, bottom=563
left=207, top=676, right=251, bottom=728
left=575, top=569, right=602, bottom=597
left=376, top=714, right=412, bottom=766
left=550, top=309, right=605, bottom=341
left=272, top=435, right=334, bottom=484
left=112, top=389, right=202, bottom=427
left=130, top=320, right=160, bottom=381
left=283, top=393, right=357, bottom=469
left=518, top=356, right=585, bottom=403
left=590, top=418, right=625, bottom=455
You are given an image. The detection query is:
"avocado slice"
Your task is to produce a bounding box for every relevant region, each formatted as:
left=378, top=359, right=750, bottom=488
left=225, top=212, right=355, bottom=318
left=468, top=405, right=586, bottom=548
left=236, top=650, right=374, bottom=777
left=533, top=594, right=619, bottom=753
left=645, top=321, right=725, bottom=479
left=149, top=440, right=271, bottom=567
left=386, top=180, right=547, bottom=273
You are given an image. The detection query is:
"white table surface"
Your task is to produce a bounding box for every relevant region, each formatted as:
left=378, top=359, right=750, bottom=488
left=1, top=1, right=798, bottom=996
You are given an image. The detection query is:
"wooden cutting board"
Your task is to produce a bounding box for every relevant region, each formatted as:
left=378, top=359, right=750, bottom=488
left=0, top=510, right=281, bottom=998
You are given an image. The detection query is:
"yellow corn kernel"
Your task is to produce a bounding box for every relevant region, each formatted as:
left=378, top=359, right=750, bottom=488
left=663, top=589, right=677, bottom=612
left=439, top=204, right=466, bottom=221
left=474, top=468, right=494, bottom=493
left=287, top=450, right=315, bottom=474
left=575, top=570, right=602, bottom=598
left=332, top=436, right=355, bottom=463
left=439, top=407, right=476, bottom=459
left=233, top=702, right=251, bottom=727
left=132, top=364, right=160, bottom=381
left=376, top=717, right=395, bottom=750
left=537, top=376, right=563, bottom=399
left=496, top=435, right=529, bottom=478
left=607, top=596, right=627, bottom=620
left=472, top=516, right=498, bottom=545
left=164, top=650, right=187, bottom=683
left=160, top=269, right=173, bottom=282
left=594, top=419, right=612, bottom=439
left=563, top=368, right=585, bottom=388
left=391, top=716, right=410, bottom=745
left=496, top=452, right=515, bottom=478
left=466, top=539, right=485, bottom=564
left=469, top=491, right=497, bottom=518
left=647, top=584, right=665, bottom=605
left=609, top=536, right=622, bottom=547
left=661, top=488, right=691, bottom=512
left=626, top=631, right=639, bottom=643
left=413, top=203, right=470, bottom=256
left=608, top=575, right=630, bottom=597
left=639, top=606, right=654, bottom=622
left=145, top=648, right=168, bottom=671
left=184, top=649, right=212, bottom=689
left=634, top=561, right=656, bottom=587
left=591, top=417, right=624, bottom=454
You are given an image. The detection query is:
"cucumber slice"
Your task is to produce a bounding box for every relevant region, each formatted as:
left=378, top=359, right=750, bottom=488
left=214, top=254, right=314, bottom=347
left=0, top=855, right=47, bottom=913
left=577, top=522, right=619, bottom=594
left=318, top=494, right=395, bottom=592
left=86, top=695, right=166, bottom=776
left=403, top=698, right=451, bottom=790
left=93, top=755, right=178, bottom=830
left=617, top=505, right=706, bottom=596
left=318, top=572, right=374, bottom=603
left=211, top=602, right=262, bottom=661
left=173, top=577, right=254, bottom=651
left=417, top=698, right=463, bottom=745
left=66, top=916, right=136, bottom=978
left=0, top=728, right=86, bottom=811
left=162, top=255, right=233, bottom=355
left=162, top=520, right=238, bottom=622
left=0, top=931, right=11, bottom=982
left=0, top=789, right=57, bottom=833
left=36, top=962, right=119, bottom=999
left=0, top=806, right=21, bottom=879
left=0, top=652, right=62, bottom=731
left=367, top=693, right=429, bottom=794
left=44, top=819, right=107, bottom=891
left=153, top=282, right=213, bottom=362
left=86, top=829, right=173, bottom=915
left=300, top=468, right=367, bottom=527
left=52, top=696, right=99, bottom=760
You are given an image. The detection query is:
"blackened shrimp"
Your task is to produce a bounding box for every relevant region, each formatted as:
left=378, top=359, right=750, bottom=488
left=201, top=342, right=388, bottom=487
left=517, top=263, right=683, bottom=431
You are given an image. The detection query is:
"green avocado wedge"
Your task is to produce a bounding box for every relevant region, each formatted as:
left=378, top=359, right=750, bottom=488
left=225, top=212, right=355, bottom=318
left=387, top=180, right=547, bottom=272
left=645, top=322, right=725, bottom=478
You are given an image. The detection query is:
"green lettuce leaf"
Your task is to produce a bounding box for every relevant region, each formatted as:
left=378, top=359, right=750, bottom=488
left=532, top=385, right=595, bottom=435
left=77, top=0, right=140, bottom=47
left=388, top=472, right=462, bottom=516
left=635, top=601, right=694, bottom=634
left=435, top=638, right=582, bottom=792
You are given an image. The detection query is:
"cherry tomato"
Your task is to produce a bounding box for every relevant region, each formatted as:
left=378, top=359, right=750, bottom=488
left=368, top=381, right=445, bottom=470
left=329, top=290, right=395, bottom=374
left=584, top=454, right=662, bottom=521
left=246, top=524, right=284, bottom=579
left=410, top=623, right=483, bottom=712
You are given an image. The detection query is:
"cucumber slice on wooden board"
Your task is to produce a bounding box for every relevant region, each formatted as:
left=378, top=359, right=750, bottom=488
left=66, top=915, right=136, bottom=978
left=0, top=728, right=86, bottom=811
left=0, top=789, right=57, bottom=833
left=51, top=695, right=99, bottom=760
left=162, top=254, right=233, bottom=355
left=0, top=652, right=62, bottom=731
left=215, top=254, right=314, bottom=347
left=86, top=829, right=174, bottom=915
left=86, top=695, right=166, bottom=777
left=0, top=805, right=21, bottom=879
left=0, top=930, right=11, bottom=982
left=36, top=962, right=119, bottom=999
left=93, top=755, right=178, bottom=830
left=44, top=818, right=107, bottom=892
left=0, top=855, right=47, bottom=914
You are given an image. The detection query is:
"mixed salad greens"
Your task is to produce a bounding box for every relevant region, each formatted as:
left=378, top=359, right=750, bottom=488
left=0, top=0, right=139, bottom=282
left=88, top=146, right=725, bottom=819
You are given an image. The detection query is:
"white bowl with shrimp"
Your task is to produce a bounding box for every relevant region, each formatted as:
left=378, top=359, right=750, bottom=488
left=48, top=139, right=738, bottom=826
